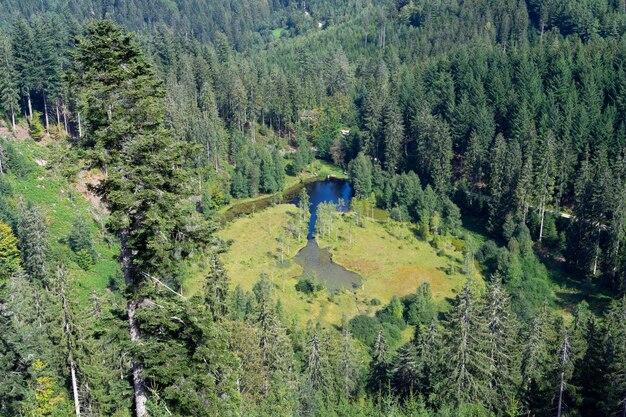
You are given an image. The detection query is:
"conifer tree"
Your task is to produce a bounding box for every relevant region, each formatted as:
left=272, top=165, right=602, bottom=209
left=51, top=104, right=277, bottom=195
left=0, top=35, right=19, bottom=130
left=369, top=328, right=389, bottom=394
left=17, top=205, right=48, bottom=284
left=383, top=101, right=404, bottom=173
left=70, top=21, right=215, bottom=416
left=605, top=297, right=626, bottom=417
left=482, top=275, right=521, bottom=411
left=440, top=280, right=491, bottom=408
left=205, top=253, right=230, bottom=320
left=11, top=18, right=35, bottom=120
left=521, top=302, right=558, bottom=415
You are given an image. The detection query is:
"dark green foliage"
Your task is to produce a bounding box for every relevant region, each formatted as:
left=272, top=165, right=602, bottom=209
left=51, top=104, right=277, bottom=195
left=68, top=216, right=95, bottom=263
left=349, top=314, right=381, bottom=347
left=348, top=152, right=373, bottom=199
left=1, top=0, right=626, bottom=414
left=402, top=283, right=436, bottom=326
left=17, top=205, right=48, bottom=283
left=295, top=275, right=324, bottom=295
left=290, top=137, right=313, bottom=175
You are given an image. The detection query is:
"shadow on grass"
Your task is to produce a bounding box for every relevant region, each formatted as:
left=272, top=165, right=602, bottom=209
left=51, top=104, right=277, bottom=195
left=537, top=250, right=613, bottom=316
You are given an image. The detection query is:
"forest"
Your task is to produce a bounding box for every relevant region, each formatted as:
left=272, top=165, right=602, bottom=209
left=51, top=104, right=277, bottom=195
left=0, top=0, right=625, bottom=416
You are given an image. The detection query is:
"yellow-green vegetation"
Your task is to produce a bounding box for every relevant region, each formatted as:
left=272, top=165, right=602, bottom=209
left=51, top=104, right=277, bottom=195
left=317, top=213, right=483, bottom=305
left=215, top=204, right=319, bottom=321
left=4, top=138, right=119, bottom=301
left=216, top=202, right=482, bottom=326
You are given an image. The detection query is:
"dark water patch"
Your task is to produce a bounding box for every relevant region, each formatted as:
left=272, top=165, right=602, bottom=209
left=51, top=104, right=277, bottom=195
left=291, top=179, right=352, bottom=239
left=294, top=240, right=361, bottom=292
left=224, top=177, right=362, bottom=291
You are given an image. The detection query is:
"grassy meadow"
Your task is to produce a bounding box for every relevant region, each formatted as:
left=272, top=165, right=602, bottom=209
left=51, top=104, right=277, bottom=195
left=216, top=202, right=482, bottom=326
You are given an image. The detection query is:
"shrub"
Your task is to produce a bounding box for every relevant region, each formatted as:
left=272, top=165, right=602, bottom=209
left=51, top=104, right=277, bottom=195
left=349, top=314, right=380, bottom=346
left=369, top=298, right=381, bottom=306
left=28, top=112, right=46, bottom=141
left=295, top=275, right=323, bottom=295
left=74, top=249, right=93, bottom=271
left=451, top=238, right=464, bottom=252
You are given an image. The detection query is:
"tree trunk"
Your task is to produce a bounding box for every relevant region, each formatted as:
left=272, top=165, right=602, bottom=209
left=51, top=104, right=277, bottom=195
left=62, top=105, right=68, bottom=134
left=10, top=107, right=15, bottom=131
left=44, top=97, right=50, bottom=133
left=538, top=194, right=546, bottom=242
left=60, top=271, right=81, bottom=416
left=78, top=112, right=83, bottom=137
left=121, top=229, right=148, bottom=417
left=27, top=92, right=33, bottom=120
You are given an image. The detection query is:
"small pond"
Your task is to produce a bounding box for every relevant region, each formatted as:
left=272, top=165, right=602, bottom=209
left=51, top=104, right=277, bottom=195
left=292, top=179, right=352, bottom=239
left=291, top=179, right=361, bottom=292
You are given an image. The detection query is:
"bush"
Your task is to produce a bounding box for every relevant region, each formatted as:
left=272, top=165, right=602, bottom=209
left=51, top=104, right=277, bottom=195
left=349, top=314, right=381, bottom=346
left=28, top=112, right=46, bottom=141
left=74, top=249, right=94, bottom=271
left=369, top=298, right=381, bottom=306
left=295, top=275, right=324, bottom=295
left=0, top=139, right=34, bottom=178
left=451, top=238, right=464, bottom=252
left=376, top=295, right=406, bottom=329
left=69, top=217, right=96, bottom=264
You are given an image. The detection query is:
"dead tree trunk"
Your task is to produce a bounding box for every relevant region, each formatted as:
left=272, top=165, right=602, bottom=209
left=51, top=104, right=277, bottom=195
left=59, top=267, right=81, bottom=416
left=121, top=229, right=148, bottom=417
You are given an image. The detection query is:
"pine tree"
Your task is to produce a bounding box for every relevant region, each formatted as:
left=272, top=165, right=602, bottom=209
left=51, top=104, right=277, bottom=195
left=0, top=35, right=19, bottom=130
left=205, top=253, right=230, bottom=319
left=439, top=280, right=491, bottom=408
left=70, top=21, right=216, bottom=416
left=482, top=275, right=521, bottom=411
left=18, top=205, right=48, bottom=284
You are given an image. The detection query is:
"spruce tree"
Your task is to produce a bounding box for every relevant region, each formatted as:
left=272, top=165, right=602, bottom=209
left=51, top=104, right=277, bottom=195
left=11, top=18, right=35, bottom=120
left=605, top=297, right=626, bottom=417
left=369, top=327, right=390, bottom=394
left=439, top=280, right=491, bottom=408
left=0, top=35, right=19, bottom=130
left=521, top=302, right=558, bottom=415
left=204, top=253, right=230, bottom=320
left=70, top=21, right=215, bottom=416
left=17, top=205, right=48, bottom=284
left=482, top=275, right=521, bottom=411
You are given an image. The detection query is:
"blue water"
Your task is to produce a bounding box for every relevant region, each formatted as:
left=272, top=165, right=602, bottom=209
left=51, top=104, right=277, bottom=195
left=293, top=179, right=353, bottom=239
left=292, top=179, right=360, bottom=291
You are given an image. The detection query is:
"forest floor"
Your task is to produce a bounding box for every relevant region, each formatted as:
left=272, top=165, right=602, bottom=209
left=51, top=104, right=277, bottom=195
left=214, top=203, right=480, bottom=326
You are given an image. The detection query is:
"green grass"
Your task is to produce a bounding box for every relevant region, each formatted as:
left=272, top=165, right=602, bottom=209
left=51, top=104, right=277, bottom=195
left=5, top=138, right=119, bottom=303
left=272, top=27, right=287, bottom=39
left=215, top=203, right=482, bottom=326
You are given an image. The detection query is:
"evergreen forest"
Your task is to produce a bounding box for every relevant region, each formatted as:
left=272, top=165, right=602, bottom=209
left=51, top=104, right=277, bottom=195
left=0, top=1, right=625, bottom=416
